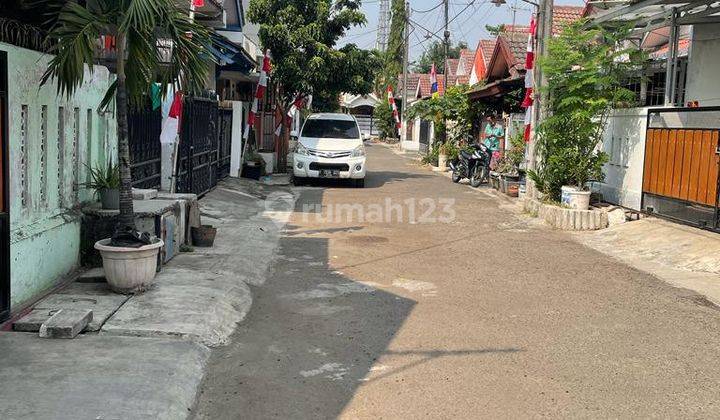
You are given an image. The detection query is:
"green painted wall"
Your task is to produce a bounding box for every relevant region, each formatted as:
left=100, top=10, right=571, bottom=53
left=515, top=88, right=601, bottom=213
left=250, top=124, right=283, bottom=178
left=1, top=42, right=118, bottom=307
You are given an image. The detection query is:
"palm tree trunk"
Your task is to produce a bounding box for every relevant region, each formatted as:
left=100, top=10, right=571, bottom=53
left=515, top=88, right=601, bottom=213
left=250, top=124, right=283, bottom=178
left=115, top=33, right=136, bottom=230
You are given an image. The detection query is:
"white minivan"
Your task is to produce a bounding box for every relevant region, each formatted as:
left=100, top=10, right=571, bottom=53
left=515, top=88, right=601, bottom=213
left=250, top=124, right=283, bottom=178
left=292, top=113, right=367, bottom=188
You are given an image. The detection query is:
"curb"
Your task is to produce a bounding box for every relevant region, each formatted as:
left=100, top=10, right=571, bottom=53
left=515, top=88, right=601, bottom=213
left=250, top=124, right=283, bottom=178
left=523, top=198, right=609, bottom=231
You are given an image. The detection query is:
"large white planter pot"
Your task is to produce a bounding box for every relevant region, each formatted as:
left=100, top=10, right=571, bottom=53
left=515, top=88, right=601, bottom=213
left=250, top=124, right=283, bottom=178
left=561, top=185, right=591, bottom=210
left=94, top=238, right=164, bottom=294
left=438, top=154, right=448, bottom=171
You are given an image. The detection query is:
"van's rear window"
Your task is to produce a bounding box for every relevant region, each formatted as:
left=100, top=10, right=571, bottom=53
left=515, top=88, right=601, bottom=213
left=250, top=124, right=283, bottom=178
left=301, top=119, right=359, bottom=139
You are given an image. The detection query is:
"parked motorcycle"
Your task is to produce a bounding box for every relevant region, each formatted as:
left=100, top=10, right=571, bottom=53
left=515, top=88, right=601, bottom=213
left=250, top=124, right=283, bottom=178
left=449, top=143, right=491, bottom=187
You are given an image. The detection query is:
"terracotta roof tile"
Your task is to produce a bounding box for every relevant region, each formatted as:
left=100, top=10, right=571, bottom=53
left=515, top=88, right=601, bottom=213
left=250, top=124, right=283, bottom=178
left=396, top=73, right=423, bottom=96
left=416, top=73, right=455, bottom=98
left=445, top=58, right=459, bottom=77
left=650, top=37, right=690, bottom=60
left=480, top=39, right=496, bottom=64
left=501, top=31, right=529, bottom=70
left=552, top=5, right=584, bottom=34
left=457, top=49, right=475, bottom=75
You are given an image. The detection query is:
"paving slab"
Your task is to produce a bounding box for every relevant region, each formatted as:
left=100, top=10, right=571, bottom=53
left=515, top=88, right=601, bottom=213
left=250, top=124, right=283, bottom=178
left=14, top=283, right=129, bottom=332
left=13, top=308, right=60, bottom=332
left=39, top=308, right=92, bottom=339
left=101, top=267, right=252, bottom=346
left=0, top=333, right=209, bottom=420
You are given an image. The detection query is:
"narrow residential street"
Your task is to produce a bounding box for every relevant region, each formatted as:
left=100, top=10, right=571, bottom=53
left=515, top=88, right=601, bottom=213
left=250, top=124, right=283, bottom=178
left=194, top=143, right=720, bottom=419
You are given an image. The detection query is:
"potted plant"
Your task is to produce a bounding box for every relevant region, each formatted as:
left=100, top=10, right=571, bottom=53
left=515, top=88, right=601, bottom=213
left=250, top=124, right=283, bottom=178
left=489, top=171, right=501, bottom=190
left=499, top=130, right=526, bottom=197
left=43, top=0, right=213, bottom=293
left=527, top=20, right=642, bottom=210
left=84, top=161, right=121, bottom=210
left=242, top=151, right=266, bottom=180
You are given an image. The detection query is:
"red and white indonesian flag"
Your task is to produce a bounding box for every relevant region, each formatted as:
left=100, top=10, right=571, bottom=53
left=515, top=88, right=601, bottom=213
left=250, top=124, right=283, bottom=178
left=522, top=17, right=537, bottom=143
left=387, top=85, right=401, bottom=129
left=244, top=50, right=272, bottom=140
left=160, top=92, right=183, bottom=144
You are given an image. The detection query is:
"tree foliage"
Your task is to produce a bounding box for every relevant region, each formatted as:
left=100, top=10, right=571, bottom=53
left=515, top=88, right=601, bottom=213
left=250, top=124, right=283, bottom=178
left=413, top=40, right=468, bottom=74
left=376, top=0, right=406, bottom=91
left=484, top=24, right=505, bottom=36
left=528, top=20, right=644, bottom=200
left=40, top=0, right=214, bottom=234
left=247, top=0, right=379, bottom=107
left=373, top=98, right=396, bottom=139
left=406, top=84, right=484, bottom=144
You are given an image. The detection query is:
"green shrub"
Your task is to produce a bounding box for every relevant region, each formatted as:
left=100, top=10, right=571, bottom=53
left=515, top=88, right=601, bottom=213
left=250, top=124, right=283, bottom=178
left=529, top=20, right=643, bottom=200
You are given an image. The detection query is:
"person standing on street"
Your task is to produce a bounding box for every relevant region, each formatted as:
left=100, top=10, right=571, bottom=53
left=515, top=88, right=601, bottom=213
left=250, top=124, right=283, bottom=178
left=482, top=114, right=504, bottom=169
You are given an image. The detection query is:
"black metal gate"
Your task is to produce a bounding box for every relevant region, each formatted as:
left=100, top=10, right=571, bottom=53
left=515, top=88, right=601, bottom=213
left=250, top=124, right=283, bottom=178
left=217, top=107, right=232, bottom=179
left=128, top=104, right=162, bottom=189
left=419, top=119, right=431, bottom=153
left=176, top=96, right=219, bottom=196
left=0, top=51, right=9, bottom=321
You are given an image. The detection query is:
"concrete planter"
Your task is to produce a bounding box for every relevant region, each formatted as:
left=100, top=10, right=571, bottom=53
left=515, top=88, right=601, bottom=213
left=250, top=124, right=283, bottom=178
left=94, top=238, right=164, bottom=294
left=561, top=186, right=591, bottom=210
left=524, top=198, right=608, bottom=231
left=438, top=154, right=448, bottom=171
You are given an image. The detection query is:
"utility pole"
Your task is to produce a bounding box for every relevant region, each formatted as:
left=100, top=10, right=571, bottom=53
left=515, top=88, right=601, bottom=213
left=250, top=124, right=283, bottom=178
left=442, top=0, right=449, bottom=143
left=527, top=0, right=552, bottom=197
left=443, top=0, right=449, bottom=91
left=401, top=2, right=410, bottom=143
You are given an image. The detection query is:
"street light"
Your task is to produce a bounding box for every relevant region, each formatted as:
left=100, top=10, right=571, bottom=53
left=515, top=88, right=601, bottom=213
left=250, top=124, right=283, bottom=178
left=491, top=0, right=539, bottom=8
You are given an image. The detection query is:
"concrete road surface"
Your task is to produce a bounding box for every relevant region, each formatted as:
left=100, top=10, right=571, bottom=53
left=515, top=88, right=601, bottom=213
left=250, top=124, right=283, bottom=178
left=193, top=143, right=720, bottom=419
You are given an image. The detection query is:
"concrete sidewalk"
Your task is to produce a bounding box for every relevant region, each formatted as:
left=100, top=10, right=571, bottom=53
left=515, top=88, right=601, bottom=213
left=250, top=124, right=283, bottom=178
left=577, top=217, right=720, bottom=305
left=0, top=177, right=294, bottom=419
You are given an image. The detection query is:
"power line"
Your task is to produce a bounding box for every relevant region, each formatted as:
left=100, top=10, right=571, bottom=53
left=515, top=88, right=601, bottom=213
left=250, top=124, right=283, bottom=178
left=412, top=1, right=444, bottom=14
left=409, top=0, right=486, bottom=48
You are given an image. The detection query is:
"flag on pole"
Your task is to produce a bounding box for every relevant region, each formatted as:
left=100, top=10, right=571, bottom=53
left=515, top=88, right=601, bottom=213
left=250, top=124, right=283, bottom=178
left=430, top=63, right=439, bottom=97
left=245, top=50, right=272, bottom=140
left=160, top=92, right=184, bottom=144
left=522, top=17, right=537, bottom=143
left=387, top=86, right=401, bottom=130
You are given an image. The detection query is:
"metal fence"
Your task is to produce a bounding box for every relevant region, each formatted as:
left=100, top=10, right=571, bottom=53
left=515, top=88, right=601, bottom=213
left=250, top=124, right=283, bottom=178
left=176, top=96, right=219, bottom=197
left=128, top=105, right=162, bottom=189
left=354, top=114, right=378, bottom=137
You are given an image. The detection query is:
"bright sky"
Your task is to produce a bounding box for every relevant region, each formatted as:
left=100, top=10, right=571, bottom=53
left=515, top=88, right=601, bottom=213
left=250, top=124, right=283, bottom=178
left=339, top=0, right=586, bottom=65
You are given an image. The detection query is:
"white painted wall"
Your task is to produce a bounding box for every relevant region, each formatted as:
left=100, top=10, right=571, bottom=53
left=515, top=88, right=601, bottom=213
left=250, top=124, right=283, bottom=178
left=229, top=101, right=247, bottom=177
left=401, top=117, right=423, bottom=151
left=685, top=24, right=720, bottom=107
left=596, top=107, right=649, bottom=211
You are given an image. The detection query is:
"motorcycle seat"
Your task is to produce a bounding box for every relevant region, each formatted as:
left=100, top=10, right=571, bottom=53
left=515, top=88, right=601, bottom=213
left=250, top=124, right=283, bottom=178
left=460, top=150, right=473, bottom=159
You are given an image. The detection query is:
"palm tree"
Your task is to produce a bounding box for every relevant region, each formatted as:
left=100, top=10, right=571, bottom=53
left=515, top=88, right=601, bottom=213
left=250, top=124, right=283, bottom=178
left=41, top=0, right=214, bottom=240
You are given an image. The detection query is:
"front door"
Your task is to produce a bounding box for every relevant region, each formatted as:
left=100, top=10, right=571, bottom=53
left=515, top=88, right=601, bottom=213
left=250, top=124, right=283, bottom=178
left=0, top=51, right=9, bottom=321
